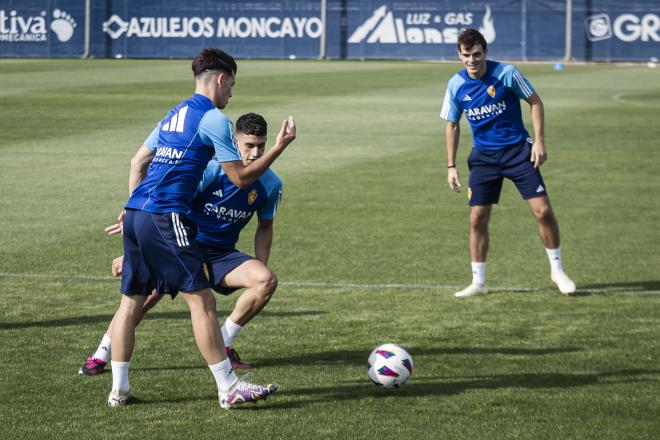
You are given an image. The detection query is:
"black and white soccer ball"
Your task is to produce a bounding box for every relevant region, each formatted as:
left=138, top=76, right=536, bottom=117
left=367, top=343, right=413, bottom=388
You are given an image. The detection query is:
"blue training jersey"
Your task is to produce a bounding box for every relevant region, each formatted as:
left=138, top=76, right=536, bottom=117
left=440, top=60, right=535, bottom=151
left=125, top=93, right=241, bottom=213
left=189, top=159, right=283, bottom=249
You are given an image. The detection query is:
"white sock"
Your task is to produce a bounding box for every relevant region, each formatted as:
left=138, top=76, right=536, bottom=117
left=545, top=248, right=564, bottom=274
left=209, top=358, right=238, bottom=393
left=471, top=262, right=486, bottom=285
left=93, top=334, right=111, bottom=362
left=221, top=318, right=243, bottom=348
left=111, top=361, right=130, bottom=393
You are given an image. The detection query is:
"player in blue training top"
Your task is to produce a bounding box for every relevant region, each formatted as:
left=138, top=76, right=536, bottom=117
left=440, top=28, right=576, bottom=298
left=80, top=113, right=283, bottom=374
left=108, top=48, right=296, bottom=409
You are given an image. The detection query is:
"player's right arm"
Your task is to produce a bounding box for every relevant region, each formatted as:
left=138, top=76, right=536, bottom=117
left=446, top=121, right=462, bottom=192
left=129, top=145, right=155, bottom=195
left=106, top=126, right=157, bottom=235
left=221, top=117, right=296, bottom=189
left=440, top=77, right=463, bottom=193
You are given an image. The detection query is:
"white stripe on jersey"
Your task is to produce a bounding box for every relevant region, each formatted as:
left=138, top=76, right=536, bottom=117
left=175, top=106, right=188, bottom=132
left=440, top=92, right=451, bottom=119
left=514, top=71, right=533, bottom=97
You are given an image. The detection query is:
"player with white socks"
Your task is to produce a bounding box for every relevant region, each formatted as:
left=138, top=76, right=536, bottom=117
left=81, top=113, right=283, bottom=382
left=441, top=29, right=576, bottom=298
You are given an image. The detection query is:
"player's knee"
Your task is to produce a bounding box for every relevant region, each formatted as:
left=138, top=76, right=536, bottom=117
left=254, top=270, right=278, bottom=297
left=469, top=212, right=489, bottom=231
left=184, top=290, right=216, bottom=313
left=533, top=204, right=554, bottom=222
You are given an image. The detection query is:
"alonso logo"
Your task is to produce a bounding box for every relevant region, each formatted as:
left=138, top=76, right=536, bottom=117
left=348, top=4, right=495, bottom=44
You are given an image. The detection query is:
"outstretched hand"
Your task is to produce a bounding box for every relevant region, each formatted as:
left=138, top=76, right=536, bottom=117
left=275, top=116, right=296, bottom=149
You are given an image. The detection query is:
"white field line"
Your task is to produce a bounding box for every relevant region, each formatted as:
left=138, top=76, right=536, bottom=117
left=0, top=272, right=659, bottom=294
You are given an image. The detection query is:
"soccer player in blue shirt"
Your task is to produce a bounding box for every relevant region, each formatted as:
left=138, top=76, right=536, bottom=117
left=440, top=28, right=576, bottom=298
left=107, top=49, right=296, bottom=408
left=81, top=113, right=283, bottom=375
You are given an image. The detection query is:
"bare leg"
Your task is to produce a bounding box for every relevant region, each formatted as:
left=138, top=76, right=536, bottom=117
left=527, top=196, right=560, bottom=248
left=179, top=288, right=227, bottom=365
left=469, top=205, right=492, bottom=262
left=223, top=260, right=278, bottom=327
left=455, top=205, right=492, bottom=297
left=110, top=294, right=147, bottom=362
left=527, top=196, right=575, bottom=294
left=105, top=289, right=162, bottom=338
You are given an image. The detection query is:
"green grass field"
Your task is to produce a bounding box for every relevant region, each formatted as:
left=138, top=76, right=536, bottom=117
left=1, top=58, right=659, bottom=439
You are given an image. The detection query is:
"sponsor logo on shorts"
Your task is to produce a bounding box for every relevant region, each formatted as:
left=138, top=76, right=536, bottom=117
left=536, top=185, right=545, bottom=193
left=468, top=187, right=473, bottom=201
left=247, top=189, right=258, bottom=205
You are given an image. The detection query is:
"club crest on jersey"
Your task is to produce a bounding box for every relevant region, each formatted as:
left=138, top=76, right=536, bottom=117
left=247, top=189, right=258, bottom=205
left=487, top=85, right=496, bottom=98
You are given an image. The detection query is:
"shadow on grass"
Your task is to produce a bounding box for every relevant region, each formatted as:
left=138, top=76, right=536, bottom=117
left=0, top=310, right=327, bottom=330
left=251, top=346, right=580, bottom=368
left=579, top=280, right=660, bottom=293
left=277, top=368, right=660, bottom=404
left=106, top=368, right=660, bottom=407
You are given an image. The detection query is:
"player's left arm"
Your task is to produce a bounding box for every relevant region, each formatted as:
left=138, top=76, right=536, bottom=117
left=254, top=219, right=274, bottom=265
left=524, top=93, right=547, bottom=168
left=254, top=174, right=282, bottom=264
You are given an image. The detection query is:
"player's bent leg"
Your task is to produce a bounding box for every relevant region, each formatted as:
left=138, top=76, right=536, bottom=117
left=221, top=260, right=278, bottom=368
left=223, top=260, right=278, bottom=327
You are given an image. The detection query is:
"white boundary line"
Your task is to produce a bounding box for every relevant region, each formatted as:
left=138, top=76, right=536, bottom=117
left=0, top=272, right=659, bottom=294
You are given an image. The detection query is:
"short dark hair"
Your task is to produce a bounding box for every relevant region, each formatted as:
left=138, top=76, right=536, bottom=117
left=192, top=48, right=237, bottom=77
left=236, top=113, right=267, bottom=137
left=457, top=28, right=487, bottom=52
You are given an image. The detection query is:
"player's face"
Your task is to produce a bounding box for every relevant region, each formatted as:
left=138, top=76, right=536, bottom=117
left=214, top=72, right=235, bottom=109
left=458, top=44, right=488, bottom=78
left=236, top=132, right=266, bottom=166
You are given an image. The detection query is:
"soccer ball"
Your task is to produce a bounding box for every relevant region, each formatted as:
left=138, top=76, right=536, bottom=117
left=367, top=343, right=413, bottom=388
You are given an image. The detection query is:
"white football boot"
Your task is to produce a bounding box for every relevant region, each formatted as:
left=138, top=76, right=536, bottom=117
left=454, top=283, right=489, bottom=298
left=551, top=272, right=576, bottom=295
left=107, top=389, right=131, bottom=407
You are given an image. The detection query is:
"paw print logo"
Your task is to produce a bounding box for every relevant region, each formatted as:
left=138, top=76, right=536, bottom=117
left=50, top=9, right=76, bottom=42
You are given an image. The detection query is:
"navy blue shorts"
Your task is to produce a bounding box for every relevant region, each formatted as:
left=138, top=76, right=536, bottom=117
left=467, top=139, right=547, bottom=206
left=201, top=245, right=254, bottom=296
left=121, top=209, right=210, bottom=296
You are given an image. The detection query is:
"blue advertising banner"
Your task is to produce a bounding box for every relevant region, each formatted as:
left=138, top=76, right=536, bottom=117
left=0, top=0, right=658, bottom=61
left=336, top=0, right=565, bottom=60
left=573, top=0, right=660, bottom=61
left=0, top=0, right=84, bottom=57
left=89, top=0, right=323, bottom=59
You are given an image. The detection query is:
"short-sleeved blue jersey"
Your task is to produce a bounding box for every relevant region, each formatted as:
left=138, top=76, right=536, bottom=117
left=440, top=60, right=536, bottom=151
left=189, top=159, right=283, bottom=249
left=126, top=93, right=242, bottom=213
